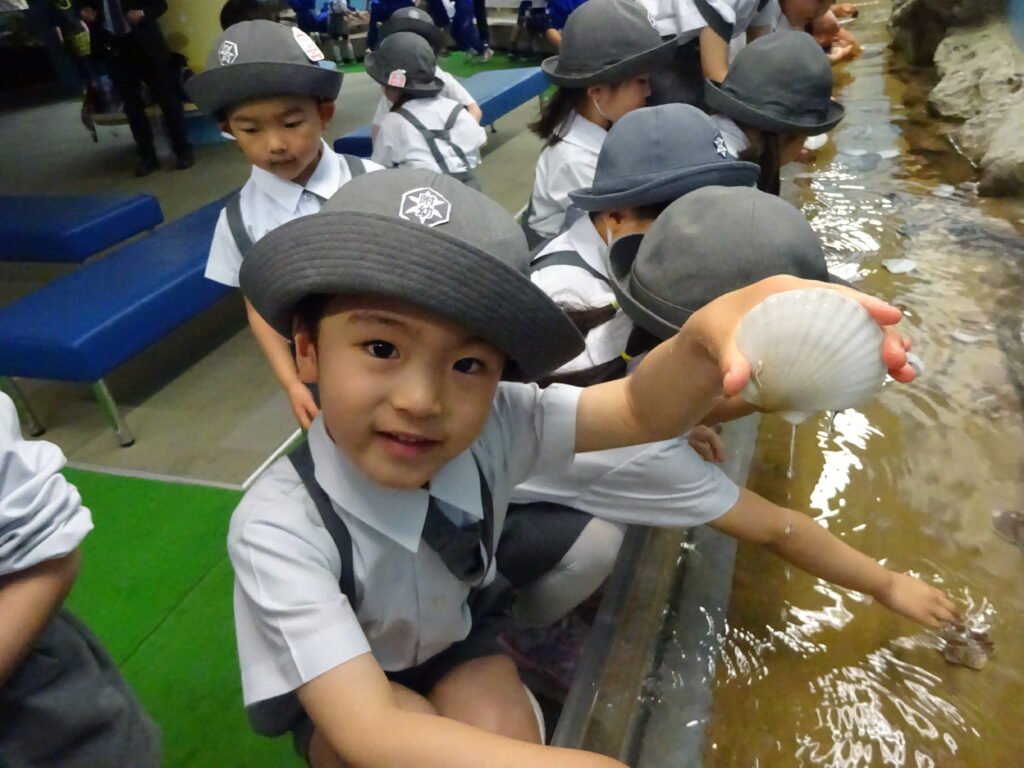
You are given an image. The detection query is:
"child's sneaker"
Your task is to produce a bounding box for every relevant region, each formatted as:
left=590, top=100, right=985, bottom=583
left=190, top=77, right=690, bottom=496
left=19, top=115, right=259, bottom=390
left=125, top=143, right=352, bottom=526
left=498, top=614, right=590, bottom=692
left=480, top=45, right=494, bottom=62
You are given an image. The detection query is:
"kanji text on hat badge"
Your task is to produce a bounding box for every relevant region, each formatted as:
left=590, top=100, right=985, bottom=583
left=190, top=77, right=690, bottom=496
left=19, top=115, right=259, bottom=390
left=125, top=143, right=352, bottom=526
left=219, top=40, right=239, bottom=66
left=713, top=133, right=728, bottom=158
left=400, top=187, right=451, bottom=227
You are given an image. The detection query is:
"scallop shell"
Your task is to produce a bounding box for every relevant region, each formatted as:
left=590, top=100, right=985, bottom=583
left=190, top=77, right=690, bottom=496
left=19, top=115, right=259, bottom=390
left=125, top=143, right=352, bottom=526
left=736, top=288, right=887, bottom=425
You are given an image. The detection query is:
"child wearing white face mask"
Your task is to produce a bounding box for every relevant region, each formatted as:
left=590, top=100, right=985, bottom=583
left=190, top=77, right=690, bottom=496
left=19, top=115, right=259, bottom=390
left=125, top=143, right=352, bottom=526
left=522, top=0, right=677, bottom=248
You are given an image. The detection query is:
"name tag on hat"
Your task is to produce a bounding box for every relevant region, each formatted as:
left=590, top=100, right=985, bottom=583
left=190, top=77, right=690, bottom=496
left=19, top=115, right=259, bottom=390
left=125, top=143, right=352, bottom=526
left=292, top=27, right=325, bottom=62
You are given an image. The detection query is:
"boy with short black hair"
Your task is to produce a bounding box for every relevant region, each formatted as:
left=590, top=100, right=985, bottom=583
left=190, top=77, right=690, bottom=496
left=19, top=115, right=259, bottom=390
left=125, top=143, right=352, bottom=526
left=185, top=20, right=382, bottom=429
left=229, top=167, right=919, bottom=766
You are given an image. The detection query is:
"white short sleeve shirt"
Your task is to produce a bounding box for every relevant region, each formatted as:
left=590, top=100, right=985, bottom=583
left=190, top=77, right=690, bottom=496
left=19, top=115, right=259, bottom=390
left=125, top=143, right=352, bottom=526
left=371, top=95, right=487, bottom=173
left=371, top=67, right=476, bottom=128
left=229, top=382, right=580, bottom=709
left=528, top=112, right=607, bottom=239
left=638, top=0, right=772, bottom=41
left=0, top=394, right=93, bottom=577
left=205, top=140, right=384, bottom=288
left=530, top=216, right=634, bottom=372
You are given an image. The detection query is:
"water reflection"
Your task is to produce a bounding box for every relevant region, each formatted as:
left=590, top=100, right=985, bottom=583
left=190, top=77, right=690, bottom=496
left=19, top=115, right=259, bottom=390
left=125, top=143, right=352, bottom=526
left=702, top=0, right=1024, bottom=765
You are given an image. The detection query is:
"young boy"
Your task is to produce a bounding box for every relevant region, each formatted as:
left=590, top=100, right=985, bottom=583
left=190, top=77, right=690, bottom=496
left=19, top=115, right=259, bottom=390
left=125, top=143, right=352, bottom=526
left=0, top=393, right=161, bottom=767
left=185, top=20, right=382, bottom=429
left=231, top=167, right=923, bottom=766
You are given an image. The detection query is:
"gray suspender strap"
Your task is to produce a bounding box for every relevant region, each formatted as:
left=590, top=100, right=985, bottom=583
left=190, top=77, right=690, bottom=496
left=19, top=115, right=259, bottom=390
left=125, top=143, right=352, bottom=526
left=394, top=105, right=472, bottom=174
left=288, top=442, right=359, bottom=610
left=226, top=156, right=365, bottom=256
left=341, top=153, right=365, bottom=179
left=530, top=249, right=612, bottom=287
left=225, top=191, right=254, bottom=259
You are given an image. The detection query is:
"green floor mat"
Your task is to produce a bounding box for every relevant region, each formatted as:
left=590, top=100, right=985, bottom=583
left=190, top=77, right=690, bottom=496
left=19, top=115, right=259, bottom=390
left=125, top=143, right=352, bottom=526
left=337, top=49, right=539, bottom=77
left=61, top=470, right=293, bottom=766
left=63, top=469, right=241, bottom=665
left=122, top=559, right=299, bottom=768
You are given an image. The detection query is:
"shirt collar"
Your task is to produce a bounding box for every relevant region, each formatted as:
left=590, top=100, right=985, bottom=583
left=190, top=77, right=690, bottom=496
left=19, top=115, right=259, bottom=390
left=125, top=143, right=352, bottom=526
left=565, top=215, right=611, bottom=277
left=558, top=111, right=607, bottom=154
left=249, top=139, right=340, bottom=213
left=307, top=416, right=483, bottom=553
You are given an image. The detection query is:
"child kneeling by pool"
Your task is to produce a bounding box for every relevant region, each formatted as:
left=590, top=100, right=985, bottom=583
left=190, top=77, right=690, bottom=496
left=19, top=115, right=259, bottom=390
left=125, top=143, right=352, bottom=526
left=229, top=168, right=926, bottom=767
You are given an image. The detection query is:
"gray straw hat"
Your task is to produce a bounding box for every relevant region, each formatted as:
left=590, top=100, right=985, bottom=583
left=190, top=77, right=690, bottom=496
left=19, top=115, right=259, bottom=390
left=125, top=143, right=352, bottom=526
left=608, top=186, right=832, bottom=339
left=365, top=31, right=444, bottom=96
left=185, top=20, right=341, bottom=115
left=541, top=0, right=678, bottom=88
left=568, top=104, right=760, bottom=211
left=380, top=7, right=446, bottom=50
left=240, top=169, right=584, bottom=380
left=704, top=30, right=845, bottom=135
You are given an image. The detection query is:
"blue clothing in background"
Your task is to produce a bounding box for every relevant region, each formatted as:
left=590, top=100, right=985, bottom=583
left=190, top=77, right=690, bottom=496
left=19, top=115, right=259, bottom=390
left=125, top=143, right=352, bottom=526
left=366, top=0, right=415, bottom=49
left=289, top=0, right=327, bottom=31
left=450, top=0, right=486, bottom=53
left=546, top=0, right=587, bottom=30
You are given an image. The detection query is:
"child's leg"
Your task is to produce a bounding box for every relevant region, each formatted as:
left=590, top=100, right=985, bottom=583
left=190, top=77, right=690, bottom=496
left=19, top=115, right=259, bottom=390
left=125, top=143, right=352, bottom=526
left=307, top=682, right=437, bottom=768
left=429, top=655, right=542, bottom=742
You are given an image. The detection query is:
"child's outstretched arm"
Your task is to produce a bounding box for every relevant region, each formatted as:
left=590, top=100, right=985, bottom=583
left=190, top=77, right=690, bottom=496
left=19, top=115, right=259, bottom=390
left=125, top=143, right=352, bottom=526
left=709, top=489, right=958, bottom=627
left=575, top=276, right=914, bottom=454
left=244, top=298, right=319, bottom=429
left=299, top=655, right=627, bottom=768
left=0, top=549, right=81, bottom=686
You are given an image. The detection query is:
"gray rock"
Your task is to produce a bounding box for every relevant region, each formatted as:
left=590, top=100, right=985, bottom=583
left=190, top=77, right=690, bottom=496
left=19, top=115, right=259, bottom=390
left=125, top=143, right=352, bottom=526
left=978, top=99, right=1024, bottom=196
left=890, top=0, right=1006, bottom=64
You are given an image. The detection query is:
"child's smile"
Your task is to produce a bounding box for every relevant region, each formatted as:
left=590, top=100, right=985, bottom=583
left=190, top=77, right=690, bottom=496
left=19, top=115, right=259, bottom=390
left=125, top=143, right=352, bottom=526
left=295, top=296, right=506, bottom=490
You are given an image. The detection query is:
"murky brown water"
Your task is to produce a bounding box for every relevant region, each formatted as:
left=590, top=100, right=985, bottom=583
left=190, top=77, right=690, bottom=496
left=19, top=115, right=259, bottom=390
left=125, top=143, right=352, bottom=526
left=704, top=3, right=1024, bottom=766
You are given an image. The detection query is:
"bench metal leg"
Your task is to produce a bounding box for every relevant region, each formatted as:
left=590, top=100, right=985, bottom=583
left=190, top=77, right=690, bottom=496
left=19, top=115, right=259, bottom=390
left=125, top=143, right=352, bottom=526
left=91, top=380, right=135, bottom=447
left=0, top=377, right=46, bottom=437
left=490, top=122, right=497, bottom=134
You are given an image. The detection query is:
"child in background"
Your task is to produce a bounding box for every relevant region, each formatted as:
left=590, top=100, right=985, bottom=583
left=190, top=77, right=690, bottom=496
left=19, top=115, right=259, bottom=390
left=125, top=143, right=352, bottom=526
left=366, top=0, right=414, bottom=50
left=542, top=0, right=588, bottom=48
left=524, top=0, right=676, bottom=247
left=368, top=32, right=487, bottom=187
left=509, top=0, right=549, bottom=58
left=230, top=166, right=918, bottom=766
left=370, top=6, right=482, bottom=144
left=812, top=10, right=862, bottom=63
left=0, top=393, right=162, bottom=768
left=705, top=30, right=844, bottom=193
left=186, top=21, right=382, bottom=429
left=324, top=0, right=363, bottom=63
left=639, top=0, right=777, bottom=106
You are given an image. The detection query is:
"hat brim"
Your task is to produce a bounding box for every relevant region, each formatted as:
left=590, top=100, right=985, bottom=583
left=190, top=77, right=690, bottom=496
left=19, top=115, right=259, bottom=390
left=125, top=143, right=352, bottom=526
left=381, top=16, right=446, bottom=49
left=569, top=159, right=760, bottom=212
left=608, top=235, right=847, bottom=341
left=365, top=52, right=444, bottom=95
left=184, top=62, right=342, bottom=115
left=704, top=79, right=845, bottom=134
left=541, top=36, right=678, bottom=88
left=240, top=212, right=584, bottom=381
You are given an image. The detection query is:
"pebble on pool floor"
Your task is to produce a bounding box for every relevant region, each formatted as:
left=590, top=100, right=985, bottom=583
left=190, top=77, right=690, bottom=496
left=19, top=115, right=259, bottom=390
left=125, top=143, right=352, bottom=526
left=939, top=622, right=995, bottom=670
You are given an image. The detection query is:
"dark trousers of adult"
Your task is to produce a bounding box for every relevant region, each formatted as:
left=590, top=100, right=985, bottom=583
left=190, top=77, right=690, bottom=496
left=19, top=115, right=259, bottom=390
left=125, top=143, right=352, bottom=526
left=105, top=34, right=189, bottom=161
left=451, top=0, right=485, bottom=54
left=473, top=0, right=489, bottom=46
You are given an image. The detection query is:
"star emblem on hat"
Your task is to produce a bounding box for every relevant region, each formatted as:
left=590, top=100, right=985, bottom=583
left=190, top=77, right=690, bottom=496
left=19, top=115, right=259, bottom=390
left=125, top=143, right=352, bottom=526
left=218, top=40, right=239, bottom=66
left=399, top=187, right=452, bottom=228
left=714, top=133, right=728, bottom=158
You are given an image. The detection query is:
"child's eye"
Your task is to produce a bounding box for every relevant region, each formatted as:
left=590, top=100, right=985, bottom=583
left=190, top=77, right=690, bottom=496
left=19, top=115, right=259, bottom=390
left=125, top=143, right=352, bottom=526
left=453, top=357, right=484, bottom=374
left=364, top=341, right=398, bottom=359
left=239, top=127, right=259, bottom=134
left=284, top=120, right=304, bottom=129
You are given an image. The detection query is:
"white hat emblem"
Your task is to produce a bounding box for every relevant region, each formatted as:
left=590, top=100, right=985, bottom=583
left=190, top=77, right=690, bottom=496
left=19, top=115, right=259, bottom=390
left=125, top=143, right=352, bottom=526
left=400, top=187, right=451, bottom=227
left=714, top=133, right=728, bottom=158
left=218, top=40, right=239, bottom=66
left=387, top=69, right=407, bottom=88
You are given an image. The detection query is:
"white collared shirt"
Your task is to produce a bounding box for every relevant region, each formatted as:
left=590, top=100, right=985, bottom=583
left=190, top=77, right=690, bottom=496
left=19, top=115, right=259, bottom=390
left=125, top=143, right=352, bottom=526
left=530, top=216, right=634, bottom=372
left=371, top=67, right=476, bottom=128
left=371, top=95, right=487, bottom=174
left=229, top=382, right=580, bottom=709
left=0, top=394, right=93, bottom=577
left=528, top=111, right=607, bottom=239
left=711, top=114, right=751, bottom=157
left=638, top=0, right=776, bottom=42
left=205, top=140, right=384, bottom=288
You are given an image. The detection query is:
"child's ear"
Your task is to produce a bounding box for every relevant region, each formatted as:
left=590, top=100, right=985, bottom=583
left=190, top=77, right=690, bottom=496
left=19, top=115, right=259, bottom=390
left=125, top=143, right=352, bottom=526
left=219, top=120, right=234, bottom=138
left=293, top=322, right=320, bottom=384
left=319, top=100, right=336, bottom=127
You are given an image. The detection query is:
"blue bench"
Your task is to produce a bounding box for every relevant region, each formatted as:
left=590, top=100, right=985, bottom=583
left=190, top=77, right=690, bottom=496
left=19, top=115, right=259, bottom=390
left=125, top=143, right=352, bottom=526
left=0, top=194, right=164, bottom=263
left=0, top=197, right=231, bottom=446
left=333, top=66, right=550, bottom=157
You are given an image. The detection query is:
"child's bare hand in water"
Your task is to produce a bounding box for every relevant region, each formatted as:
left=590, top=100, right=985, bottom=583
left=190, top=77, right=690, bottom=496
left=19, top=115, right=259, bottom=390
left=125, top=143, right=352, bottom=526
left=875, top=572, right=959, bottom=628
left=688, top=425, right=725, bottom=462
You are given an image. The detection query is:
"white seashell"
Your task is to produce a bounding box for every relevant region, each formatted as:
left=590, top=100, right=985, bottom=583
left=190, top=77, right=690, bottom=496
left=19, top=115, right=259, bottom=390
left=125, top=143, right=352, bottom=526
left=736, top=289, right=887, bottom=425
